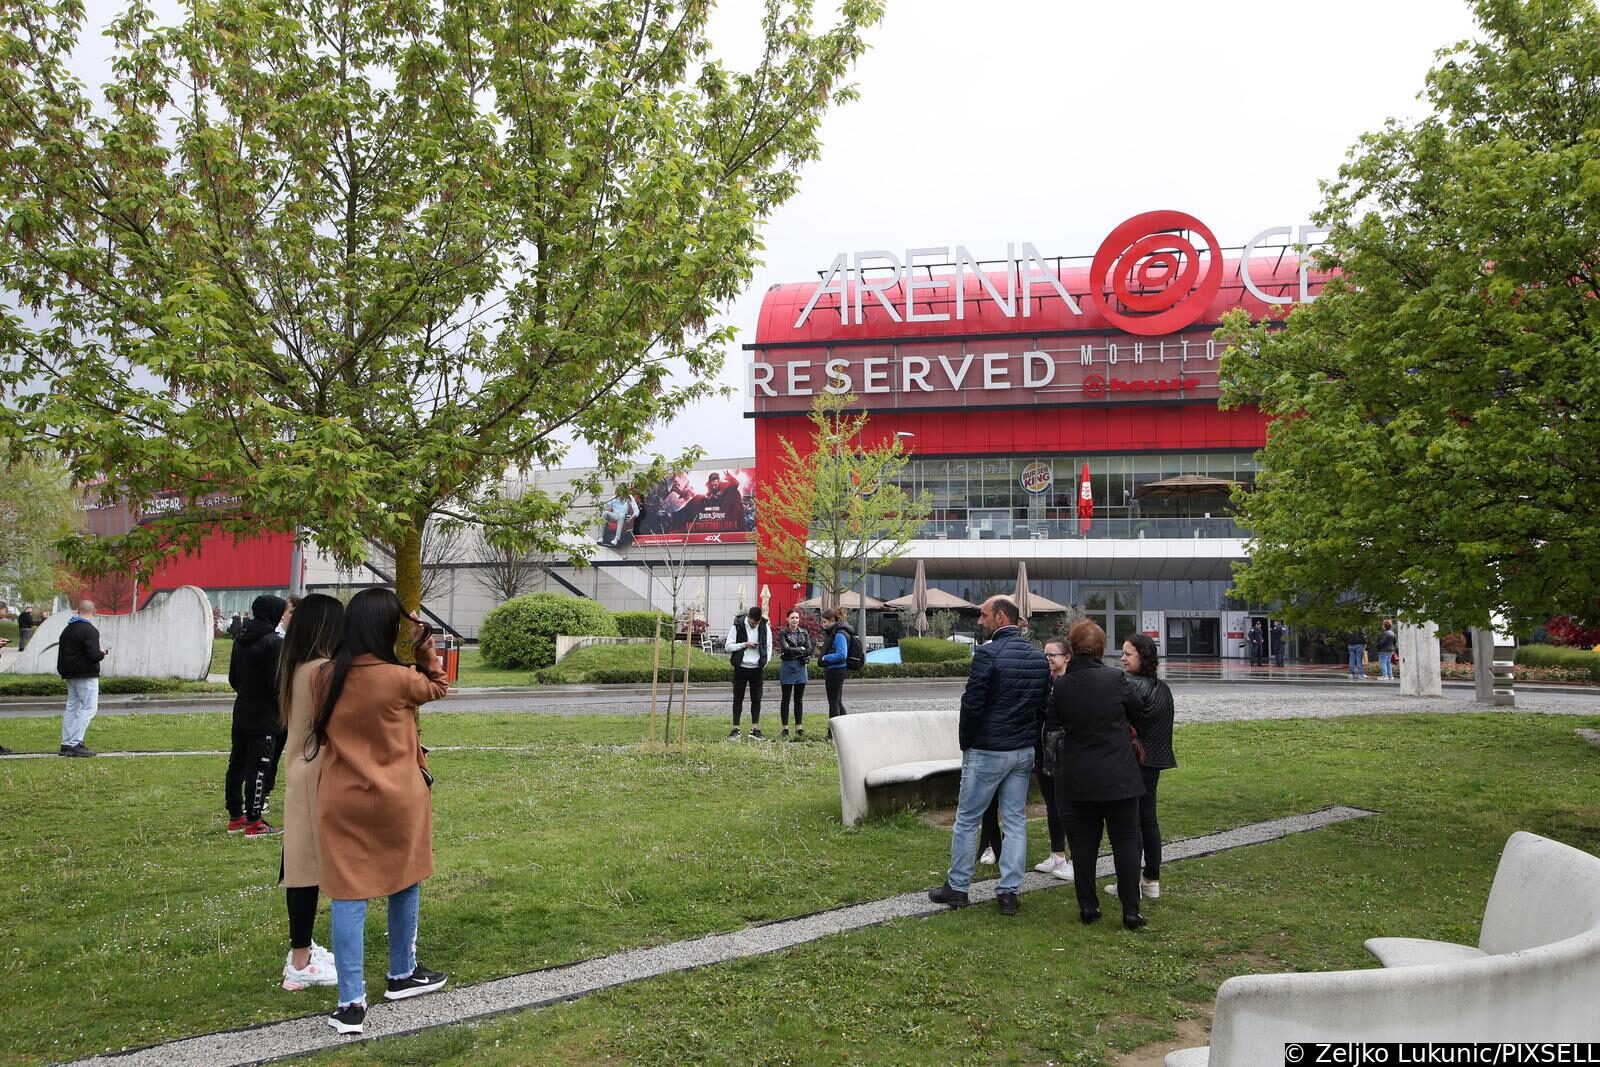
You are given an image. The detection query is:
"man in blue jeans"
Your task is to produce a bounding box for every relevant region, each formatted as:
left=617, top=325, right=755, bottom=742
left=930, top=596, right=1051, bottom=915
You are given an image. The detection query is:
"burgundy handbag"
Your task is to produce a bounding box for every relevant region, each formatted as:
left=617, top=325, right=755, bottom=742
left=1129, top=725, right=1147, bottom=766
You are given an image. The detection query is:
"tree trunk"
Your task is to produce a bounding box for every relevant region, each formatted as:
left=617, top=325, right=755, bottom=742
left=392, top=522, right=424, bottom=664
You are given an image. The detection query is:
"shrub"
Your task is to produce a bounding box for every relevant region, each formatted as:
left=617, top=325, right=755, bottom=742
left=613, top=611, right=668, bottom=639
left=1439, top=632, right=1469, bottom=657
left=479, top=593, right=618, bottom=670
left=898, top=636, right=971, bottom=664
left=1515, top=644, right=1600, bottom=681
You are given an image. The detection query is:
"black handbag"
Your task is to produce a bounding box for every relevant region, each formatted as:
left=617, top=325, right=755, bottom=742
left=1040, top=722, right=1066, bottom=779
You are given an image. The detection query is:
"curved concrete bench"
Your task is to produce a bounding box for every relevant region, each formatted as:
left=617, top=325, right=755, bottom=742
left=832, top=709, right=961, bottom=827
left=1167, top=832, right=1600, bottom=1066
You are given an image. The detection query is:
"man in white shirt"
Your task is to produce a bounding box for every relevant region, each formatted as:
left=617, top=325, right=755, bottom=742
left=726, top=607, right=771, bottom=740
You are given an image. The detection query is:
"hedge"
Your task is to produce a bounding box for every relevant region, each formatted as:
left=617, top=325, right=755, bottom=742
left=897, top=636, right=972, bottom=663
left=613, top=611, right=669, bottom=639
left=479, top=593, right=618, bottom=671
left=0, top=674, right=229, bottom=696
left=1514, top=644, right=1600, bottom=681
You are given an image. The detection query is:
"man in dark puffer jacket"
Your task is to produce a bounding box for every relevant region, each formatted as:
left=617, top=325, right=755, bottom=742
left=929, top=596, right=1051, bottom=916
left=225, top=595, right=286, bottom=836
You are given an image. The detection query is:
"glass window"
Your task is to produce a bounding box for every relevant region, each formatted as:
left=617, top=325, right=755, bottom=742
left=1114, top=589, right=1138, bottom=610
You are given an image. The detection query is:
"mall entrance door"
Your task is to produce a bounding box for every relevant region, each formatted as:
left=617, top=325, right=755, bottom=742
left=1083, top=588, right=1140, bottom=657
left=1165, top=616, right=1220, bottom=658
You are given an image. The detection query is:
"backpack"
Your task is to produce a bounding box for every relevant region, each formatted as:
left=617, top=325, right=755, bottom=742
left=845, top=629, right=865, bottom=671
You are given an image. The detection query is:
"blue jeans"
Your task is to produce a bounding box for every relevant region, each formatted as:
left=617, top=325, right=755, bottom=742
left=947, top=747, right=1035, bottom=894
left=62, top=678, right=99, bottom=746
left=331, top=883, right=420, bottom=1007
left=1379, top=649, right=1394, bottom=679
left=1348, top=645, right=1366, bottom=679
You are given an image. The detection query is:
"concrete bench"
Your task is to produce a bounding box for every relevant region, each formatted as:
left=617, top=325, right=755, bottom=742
left=832, top=709, right=962, bottom=827
left=1167, top=832, right=1600, bottom=1067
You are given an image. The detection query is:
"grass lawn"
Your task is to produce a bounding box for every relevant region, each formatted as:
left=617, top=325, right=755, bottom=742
left=453, top=646, right=537, bottom=688
left=2, top=710, right=1598, bottom=1065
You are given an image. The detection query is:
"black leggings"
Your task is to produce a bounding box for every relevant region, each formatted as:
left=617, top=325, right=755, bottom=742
left=1065, top=796, right=1143, bottom=916
left=978, top=794, right=1002, bottom=855
left=1139, top=766, right=1162, bottom=880
left=1036, top=759, right=1068, bottom=853
left=780, top=682, right=805, bottom=726
left=226, top=727, right=278, bottom=821
left=286, top=885, right=320, bottom=950
left=824, top=668, right=847, bottom=717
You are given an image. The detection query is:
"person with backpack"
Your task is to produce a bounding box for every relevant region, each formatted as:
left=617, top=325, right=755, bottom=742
left=726, top=606, right=771, bottom=740
left=819, top=606, right=862, bottom=738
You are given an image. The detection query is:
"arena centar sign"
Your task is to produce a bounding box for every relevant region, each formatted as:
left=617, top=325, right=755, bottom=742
left=792, top=210, right=1326, bottom=333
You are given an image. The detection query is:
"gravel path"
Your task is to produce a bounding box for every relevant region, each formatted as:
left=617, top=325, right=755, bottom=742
left=71, top=806, right=1376, bottom=1067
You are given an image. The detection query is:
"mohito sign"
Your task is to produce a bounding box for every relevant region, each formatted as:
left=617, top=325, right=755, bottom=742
left=792, top=210, right=1327, bottom=337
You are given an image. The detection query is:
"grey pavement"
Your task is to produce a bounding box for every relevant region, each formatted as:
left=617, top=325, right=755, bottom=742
left=72, top=805, right=1376, bottom=1067
left=3, top=677, right=1598, bottom=721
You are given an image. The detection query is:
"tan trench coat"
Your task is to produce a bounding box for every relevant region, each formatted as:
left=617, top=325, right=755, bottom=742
left=315, top=646, right=450, bottom=900
left=280, top=658, right=329, bottom=888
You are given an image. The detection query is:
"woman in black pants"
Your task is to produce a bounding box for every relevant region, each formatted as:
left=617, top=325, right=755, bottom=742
left=1049, top=619, right=1151, bottom=929
left=777, top=610, right=813, bottom=740
left=818, top=607, right=853, bottom=736
left=1119, top=633, right=1175, bottom=901
left=1032, top=638, right=1073, bottom=880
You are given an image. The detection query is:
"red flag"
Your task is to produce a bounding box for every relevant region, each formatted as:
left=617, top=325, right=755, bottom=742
left=1077, top=462, right=1094, bottom=535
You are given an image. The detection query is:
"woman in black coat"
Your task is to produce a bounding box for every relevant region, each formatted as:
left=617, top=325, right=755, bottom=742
left=1120, top=633, right=1175, bottom=900
left=1047, top=619, right=1151, bottom=929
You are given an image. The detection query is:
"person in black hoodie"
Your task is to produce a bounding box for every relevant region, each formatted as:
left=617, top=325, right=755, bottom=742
left=227, top=595, right=287, bottom=836
left=58, top=599, right=109, bottom=757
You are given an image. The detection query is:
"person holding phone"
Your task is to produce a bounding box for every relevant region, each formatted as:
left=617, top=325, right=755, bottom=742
left=311, top=588, right=451, bottom=1035
left=726, top=607, right=771, bottom=739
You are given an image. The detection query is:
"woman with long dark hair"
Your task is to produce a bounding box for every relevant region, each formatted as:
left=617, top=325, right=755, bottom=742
left=1119, top=632, right=1175, bottom=902
left=276, top=593, right=344, bottom=991
left=312, top=588, right=451, bottom=1035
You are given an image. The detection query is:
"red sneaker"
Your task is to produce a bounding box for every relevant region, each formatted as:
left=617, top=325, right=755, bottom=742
left=227, top=816, right=250, bottom=834
left=244, top=819, right=282, bottom=838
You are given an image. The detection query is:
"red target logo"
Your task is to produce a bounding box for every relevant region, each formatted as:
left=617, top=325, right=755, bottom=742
left=1082, top=373, right=1107, bottom=399
left=1088, top=210, right=1224, bottom=336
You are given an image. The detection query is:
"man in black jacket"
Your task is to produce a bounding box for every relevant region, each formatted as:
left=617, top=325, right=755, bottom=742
left=929, top=596, right=1050, bottom=915
left=57, top=599, right=109, bottom=757
left=17, top=606, right=35, bottom=650
left=226, top=595, right=286, bottom=835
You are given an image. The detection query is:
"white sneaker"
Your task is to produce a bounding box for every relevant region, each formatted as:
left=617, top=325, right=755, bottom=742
left=1141, top=878, right=1161, bottom=900
left=311, top=942, right=337, bottom=970
left=1051, top=860, right=1074, bottom=882
left=978, top=847, right=996, bottom=866
left=1033, top=853, right=1067, bottom=874
left=284, top=949, right=339, bottom=990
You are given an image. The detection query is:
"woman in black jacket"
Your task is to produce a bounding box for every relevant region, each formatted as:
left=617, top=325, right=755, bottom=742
left=1048, top=619, right=1150, bottom=929
left=226, top=595, right=287, bottom=836
left=1119, top=633, right=1175, bottom=901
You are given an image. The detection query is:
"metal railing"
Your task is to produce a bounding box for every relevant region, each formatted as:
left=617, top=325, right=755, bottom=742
left=913, top=517, right=1247, bottom=541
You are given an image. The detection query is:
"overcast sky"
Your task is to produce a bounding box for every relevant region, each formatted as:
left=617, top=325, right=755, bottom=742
left=639, top=0, right=1483, bottom=462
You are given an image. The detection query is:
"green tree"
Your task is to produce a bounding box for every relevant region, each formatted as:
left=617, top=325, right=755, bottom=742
left=0, top=455, right=80, bottom=602
left=754, top=392, right=930, bottom=608
left=1217, top=0, right=1600, bottom=634
left=0, top=0, right=882, bottom=611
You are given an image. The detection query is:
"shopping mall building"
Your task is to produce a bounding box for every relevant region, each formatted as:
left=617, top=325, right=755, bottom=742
left=747, top=210, right=1326, bottom=658
left=112, top=210, right=1321, bottom=657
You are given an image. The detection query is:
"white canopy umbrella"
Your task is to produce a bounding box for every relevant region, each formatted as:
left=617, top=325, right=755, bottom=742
left=1013, top=561, right=1032, bottom=622
left=795, top=590, right=887, bottom=611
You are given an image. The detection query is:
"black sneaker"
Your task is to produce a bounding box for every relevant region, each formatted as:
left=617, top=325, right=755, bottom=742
left=385, top=965, right=447, bottom=1000
left=0, top=744, right=14, bottom=755
left=780, top=728, right=789, bottom=739
left=928, top=884, right=970, bottom=908
left=749, top=728, right=764, bottom=740
left=61, top=743, right=96, bottom=757
left=59, top=745, right=73, bottom=756
left=996, top=891, right=1021, bottom=916
left=727, top=728, right=741, bottom=740
left=328, top=1002, right=366, bottom=1034
left=794, top=728, right=804, bottom=741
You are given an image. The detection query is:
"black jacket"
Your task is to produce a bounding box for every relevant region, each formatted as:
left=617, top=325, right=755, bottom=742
left=1048, top=655, right=1150, bottom=801
left=229, top=619, right=284, bottom=732
left=18, top=611, right=34, bottom=630
left=1125, top=673, right=1177, bottom=770
left=959, top=626, right=1050, bottom=752
left=56, top=617, right=107, bottom=680
left=778, top=627, right=813, bottom=662
left=1374, top=628, right=1398, bottom=654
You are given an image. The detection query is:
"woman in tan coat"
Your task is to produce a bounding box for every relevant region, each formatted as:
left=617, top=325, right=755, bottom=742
left=311, top=588, right=451, bottom=1035
left=275, top=594, right=345, bottom=990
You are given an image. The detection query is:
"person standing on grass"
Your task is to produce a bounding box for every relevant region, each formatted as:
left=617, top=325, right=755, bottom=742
left=726, top=606, right=771, bottom=740
left=929, top=596, right=1050, bottom=917
left=275, top=593, right=345, bottom=992
left=777, top=609, right=812, bottom=740
left=1051, top=619, right=1151, bottom=930
left=1374, top=619, right=1398, bottom=681
left=57, top=598, right=108, bottom=757
left=17, top=605, right=35, bottom=650
left=227, top=595, right=287, bottom=837
left=1032, top=637, right=1074, bottom=882
left=313, top=588, right=450, bottom=1036
left=1118, top=633, right=1174, bottom=903
left=819, top=606, right=855, bottom=737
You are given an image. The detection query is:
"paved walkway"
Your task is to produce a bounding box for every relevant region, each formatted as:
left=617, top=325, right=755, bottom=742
left=74, top=805, right=1376, bottom=1067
